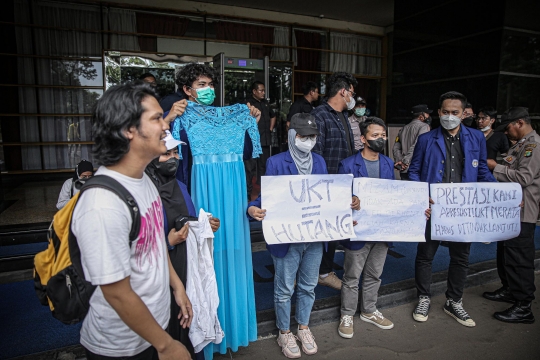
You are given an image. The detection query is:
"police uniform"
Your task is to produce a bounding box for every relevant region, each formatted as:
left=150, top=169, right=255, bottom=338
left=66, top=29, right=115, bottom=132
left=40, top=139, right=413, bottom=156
left=392, top=105, right=431, bottom=180
left=486, top=107, right=540, bottom=323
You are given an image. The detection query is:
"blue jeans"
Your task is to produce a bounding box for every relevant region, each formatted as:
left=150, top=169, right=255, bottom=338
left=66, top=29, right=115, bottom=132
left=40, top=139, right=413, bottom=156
left=272, top=242, right=323, bottom=331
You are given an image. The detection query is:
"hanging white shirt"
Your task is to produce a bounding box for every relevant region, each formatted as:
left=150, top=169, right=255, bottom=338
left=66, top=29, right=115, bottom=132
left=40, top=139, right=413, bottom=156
left=187, top=209, right=224, bottom=353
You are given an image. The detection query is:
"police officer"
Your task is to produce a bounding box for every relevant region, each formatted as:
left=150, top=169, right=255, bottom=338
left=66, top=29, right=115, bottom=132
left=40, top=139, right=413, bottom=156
left=484, top=107, right=540, bottom=324
left=392, top=104, right=432, bottom=180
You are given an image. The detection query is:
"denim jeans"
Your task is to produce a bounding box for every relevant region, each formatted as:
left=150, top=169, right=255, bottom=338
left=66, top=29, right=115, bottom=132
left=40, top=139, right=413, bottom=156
left=272, top=242, right=323, bottom=331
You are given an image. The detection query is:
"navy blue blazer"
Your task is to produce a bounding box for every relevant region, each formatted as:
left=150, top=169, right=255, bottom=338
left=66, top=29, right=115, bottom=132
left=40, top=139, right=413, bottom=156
left=408, top=126, right=496, bottom=184
left=338, top=152, right=395, bottom=250
left=247, top=150, right=329, bottom=258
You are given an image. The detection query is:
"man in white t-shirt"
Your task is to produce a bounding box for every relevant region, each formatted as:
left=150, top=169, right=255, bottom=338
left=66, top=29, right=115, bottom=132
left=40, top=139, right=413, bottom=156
left=71, top=83, right=192, bottom=360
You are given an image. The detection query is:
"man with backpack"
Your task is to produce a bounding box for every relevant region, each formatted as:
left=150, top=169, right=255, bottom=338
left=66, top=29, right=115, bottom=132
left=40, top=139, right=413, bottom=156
left=71, top=83, right=192, bottom=359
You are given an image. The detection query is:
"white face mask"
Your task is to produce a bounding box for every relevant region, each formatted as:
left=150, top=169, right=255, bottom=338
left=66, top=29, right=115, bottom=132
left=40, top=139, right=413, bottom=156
left=344, top=92, right=356, bottom=110
left=480, top=125, right=491, bottom=132
left=295, top=137, right=316, bottom=153
left=440, top=114, right=462, bottom=130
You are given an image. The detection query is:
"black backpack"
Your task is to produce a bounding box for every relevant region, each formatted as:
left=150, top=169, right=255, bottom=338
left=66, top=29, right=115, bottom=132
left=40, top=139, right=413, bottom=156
left=34, top=175, right=141, bottom=324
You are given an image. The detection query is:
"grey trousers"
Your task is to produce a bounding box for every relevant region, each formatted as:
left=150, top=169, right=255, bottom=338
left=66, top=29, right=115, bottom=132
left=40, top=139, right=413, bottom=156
left=341, top=242, right=389, bottom=315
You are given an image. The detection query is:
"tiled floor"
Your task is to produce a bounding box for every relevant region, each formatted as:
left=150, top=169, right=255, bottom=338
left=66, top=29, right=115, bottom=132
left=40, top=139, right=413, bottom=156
left=0, top=181, right=62, bottom=226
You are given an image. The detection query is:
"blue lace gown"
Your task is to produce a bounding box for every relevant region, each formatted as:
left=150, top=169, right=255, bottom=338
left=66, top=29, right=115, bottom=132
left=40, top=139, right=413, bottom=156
left=172, top=102, right=260, bottom=358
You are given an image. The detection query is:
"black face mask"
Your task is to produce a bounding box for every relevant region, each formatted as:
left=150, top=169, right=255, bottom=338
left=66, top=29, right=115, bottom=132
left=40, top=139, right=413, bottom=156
left=425, top=116, right=432, bottom=126
left=463, top=116, right=474, bottom=127
left=154, top=158, right=179, bottom=177
left=366, top=138, right=386, bottom=153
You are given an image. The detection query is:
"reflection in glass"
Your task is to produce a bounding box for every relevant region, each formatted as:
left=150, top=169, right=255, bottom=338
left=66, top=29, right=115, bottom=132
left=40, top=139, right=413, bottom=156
left=269, top=64, right=292, bottom=145
left=104, top=52, right=211, bottom=99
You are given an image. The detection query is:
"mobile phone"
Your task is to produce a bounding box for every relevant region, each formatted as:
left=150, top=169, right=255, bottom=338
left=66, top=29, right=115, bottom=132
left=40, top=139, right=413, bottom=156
left=174, top=215, right=198, bottom=231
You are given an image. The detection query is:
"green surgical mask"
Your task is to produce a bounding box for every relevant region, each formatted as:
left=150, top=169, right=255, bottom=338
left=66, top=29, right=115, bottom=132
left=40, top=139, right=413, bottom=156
left=193, top=86, right=215, bottom=105
left=354, top=108, right=366, bottom=117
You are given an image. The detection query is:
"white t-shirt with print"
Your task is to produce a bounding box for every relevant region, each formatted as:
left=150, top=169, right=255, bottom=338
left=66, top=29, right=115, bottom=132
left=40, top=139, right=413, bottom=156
left=72, top=166, right=170, bottom=357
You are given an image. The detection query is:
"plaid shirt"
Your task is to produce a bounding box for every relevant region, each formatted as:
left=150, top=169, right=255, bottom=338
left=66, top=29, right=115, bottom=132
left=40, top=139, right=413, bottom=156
left=311, top=102, right=356, bottom=174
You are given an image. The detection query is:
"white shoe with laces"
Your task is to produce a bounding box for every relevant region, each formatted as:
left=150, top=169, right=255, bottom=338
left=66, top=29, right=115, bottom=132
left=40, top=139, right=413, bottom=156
left=338, top=315, right=354, bottom=338
left=277, top=331, right=301, bottom=358
left=360, top=310, right=394, bottom=329
left=297, top=327, right=318, bottom=355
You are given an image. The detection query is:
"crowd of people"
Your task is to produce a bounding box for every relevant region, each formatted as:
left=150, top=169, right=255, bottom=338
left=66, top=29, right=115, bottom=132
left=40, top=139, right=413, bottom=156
left=57, top=63, right=539, bottom=360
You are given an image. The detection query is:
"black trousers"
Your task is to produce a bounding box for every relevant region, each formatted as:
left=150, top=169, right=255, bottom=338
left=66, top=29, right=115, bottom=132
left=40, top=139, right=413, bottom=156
left=244, top=158, right=257, bottom=200
left=415, top=220, right=471, bottom=300
left=256, top=146, right=271, bottom=185
left=319, top=241, right=338, bottom=275
left=497, top=222, right=536, bottom=302
left=85, top=346, right=157, bottom=360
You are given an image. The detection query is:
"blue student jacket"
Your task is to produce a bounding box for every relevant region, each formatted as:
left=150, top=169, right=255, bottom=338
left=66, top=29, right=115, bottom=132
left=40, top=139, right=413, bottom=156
left=338, top=152, right=395, bottom=250
left=247, top=150, right=329, bottom=258
left=408, top=126, right=496, bottom=184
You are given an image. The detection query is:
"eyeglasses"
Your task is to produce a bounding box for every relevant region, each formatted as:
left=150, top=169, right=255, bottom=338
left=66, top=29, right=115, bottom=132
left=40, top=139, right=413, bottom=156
left=298, top=135, right=317, bottom=142
left=476, top=116, right=491, bottom=121
left=346, top=89, right=357, bottom=98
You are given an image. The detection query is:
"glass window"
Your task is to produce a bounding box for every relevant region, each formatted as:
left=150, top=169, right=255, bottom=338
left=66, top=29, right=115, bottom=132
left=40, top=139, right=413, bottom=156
left=36, top=89, right=102, bottom=114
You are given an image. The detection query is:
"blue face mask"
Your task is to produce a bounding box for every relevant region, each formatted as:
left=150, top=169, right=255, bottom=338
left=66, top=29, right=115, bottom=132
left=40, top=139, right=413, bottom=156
left=354, top=108, right=366, bottom=117
left=193, top=86, right=215, bottom=106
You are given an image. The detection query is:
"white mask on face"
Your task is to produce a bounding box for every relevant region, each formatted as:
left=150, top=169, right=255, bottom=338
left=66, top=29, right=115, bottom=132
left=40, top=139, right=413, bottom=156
left=480, top=125, right=491, bottom=132
left=295, top=137, right=316, bottom=153
left=343, top=92, right=356, bottom=110
left=440, top=114, right=462, bottom=130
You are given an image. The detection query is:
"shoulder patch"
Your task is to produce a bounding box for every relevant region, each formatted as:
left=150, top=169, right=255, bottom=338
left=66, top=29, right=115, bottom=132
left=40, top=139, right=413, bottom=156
left=524, top=149, right=533, bottom=157
left=503, top=155, right=516, bottom=164
left=395, top=136, right=400, bottom=143
left=525, top=143, right=537, bottom=149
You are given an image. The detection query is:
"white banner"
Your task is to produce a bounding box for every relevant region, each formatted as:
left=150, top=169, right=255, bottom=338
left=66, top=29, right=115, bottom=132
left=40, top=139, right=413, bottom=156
left=261, top=174, right=354, bottom=244
left=430, top=182, right=522, bottom=242
left=352, top=178, right=429, bottom=242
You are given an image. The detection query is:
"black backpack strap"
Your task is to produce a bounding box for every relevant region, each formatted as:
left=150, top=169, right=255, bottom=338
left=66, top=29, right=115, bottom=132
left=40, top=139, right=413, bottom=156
left=79, top=175, right=141, bottom=243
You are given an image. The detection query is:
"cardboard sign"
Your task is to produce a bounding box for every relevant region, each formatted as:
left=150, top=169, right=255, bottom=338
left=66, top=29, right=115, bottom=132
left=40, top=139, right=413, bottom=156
left=352, top=178, right=429, bottom=242
left=261, top=174, right=354, bottom=244
left=430, top=182, right=522, bottom=242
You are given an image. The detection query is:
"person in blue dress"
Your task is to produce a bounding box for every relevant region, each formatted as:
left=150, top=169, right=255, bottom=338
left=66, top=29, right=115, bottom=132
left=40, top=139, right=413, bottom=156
left=171, top=63, right=261, bottom=359
left=247, top=113, right=360, bottom=359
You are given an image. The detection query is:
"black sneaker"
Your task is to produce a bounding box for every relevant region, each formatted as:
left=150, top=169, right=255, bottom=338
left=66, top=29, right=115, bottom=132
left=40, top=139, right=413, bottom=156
left=444, top=298, right=476, bottom=327
left=412, top=296, right=430, bottom=322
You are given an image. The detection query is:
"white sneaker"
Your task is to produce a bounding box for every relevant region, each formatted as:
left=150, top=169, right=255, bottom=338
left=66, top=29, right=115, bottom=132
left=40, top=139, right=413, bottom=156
left=297, top=327, right=318, bottom=355
left=277, top=331, right=301, bottom=358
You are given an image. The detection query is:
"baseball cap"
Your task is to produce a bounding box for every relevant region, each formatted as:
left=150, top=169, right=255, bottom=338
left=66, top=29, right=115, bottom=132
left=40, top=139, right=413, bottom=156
left=163, top=130, right=185, bottom=150
left=411, top=104, right=433, bottom=114
left=290, top=113, right=319, bottom=136
left=356, top=96, right=367, bottom=105
left=494, top=107, right=529, bottom=132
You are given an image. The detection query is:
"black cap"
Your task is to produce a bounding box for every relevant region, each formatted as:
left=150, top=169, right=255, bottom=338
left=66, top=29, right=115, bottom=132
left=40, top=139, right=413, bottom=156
left=356, top=96, right=366, bottom=105
left=290, top=113, right=319, bottom=136
left=494, top=107, right=529, bottom=132
left=411, top=104, right=433, bottom=114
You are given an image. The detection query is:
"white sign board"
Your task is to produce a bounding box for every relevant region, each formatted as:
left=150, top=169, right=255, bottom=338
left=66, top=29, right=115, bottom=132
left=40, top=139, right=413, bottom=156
left=261, top=174, right=354, bottom=244
left=430, top=182, right=522, bottom=242
left=352, top=178, right=429, bottom=242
